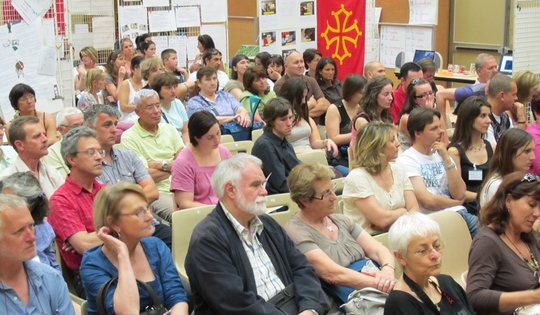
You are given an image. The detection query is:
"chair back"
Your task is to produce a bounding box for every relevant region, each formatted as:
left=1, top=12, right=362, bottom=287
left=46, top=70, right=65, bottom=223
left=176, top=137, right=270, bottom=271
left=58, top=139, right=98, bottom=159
left=266, top=193, right=300, bottom=226
left=297, top=150, right=328, bottom=166
left=171, top=205, right=215, bottom=282
left=252, top=129, right=263, bottom=142
left=220, top=134, right=234, bottom=143
left=222, top=140, right=254, bottom=154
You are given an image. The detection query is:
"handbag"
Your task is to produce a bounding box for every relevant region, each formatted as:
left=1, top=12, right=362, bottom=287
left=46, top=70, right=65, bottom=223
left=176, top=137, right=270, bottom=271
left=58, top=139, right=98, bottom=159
left=341, top=287, right=387, bottom=315
left=267, top=283, right=298, bottom=315
left=96, top=277, right=170, bottom=315
left=515, top=304, right=540, bottom=315
left=208, top=95, right=264, bottom=141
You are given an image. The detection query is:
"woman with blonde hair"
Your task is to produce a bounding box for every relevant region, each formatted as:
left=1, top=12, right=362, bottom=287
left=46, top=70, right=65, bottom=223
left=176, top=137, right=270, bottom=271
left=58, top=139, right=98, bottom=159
left=140, top=57, right=164, bottom=89
left=75, top=46, right=104, bottom=92
left=343, top=121, right=419, bottom=235
left=509, top=70, right=540, bottom=127
left=77, top=69, right=106, bottom=111
left=80, top=182, right=189, bottom=315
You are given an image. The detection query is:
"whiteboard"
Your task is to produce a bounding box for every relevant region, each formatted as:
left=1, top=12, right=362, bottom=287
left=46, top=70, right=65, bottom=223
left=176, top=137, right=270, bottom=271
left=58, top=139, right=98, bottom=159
left=379, top=24, right=434, bottom=68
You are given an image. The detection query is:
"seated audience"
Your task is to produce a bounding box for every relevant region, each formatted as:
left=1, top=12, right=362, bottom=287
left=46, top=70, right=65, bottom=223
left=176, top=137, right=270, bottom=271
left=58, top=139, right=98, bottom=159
left=527, top=92, right=540, bottom=175
left=384, top=213, right=474, bottom=315
left=391, top=62, right=423, bottom=124
left=77, top=68, right=105, bottom=111
left=152, top=72, right=189, bottom=144
left=254, top=51, right=271, bottom=69
left=478, top=128, right=534, bottom=208
left=350, top=76, right=394, bottom=150
left=467, top=172, right=540, bottom=315
left=185, top=154, right=330, bottom=314
left=344, top=122, right=419, bottom=234
left=416, top=58, right=444, bottom=95
left=121, top=89, right=184, bottom=222
left=396, top=108, right=478, bottom=237
left=224, top=54, right=250, bottom=99
left=266, top=54, right=285, bottom=86
left=0, top=171, right=60, bottom=271
left=43, top=108, right=84, bottom=177
left=171, top=111, right=232, bottom=209
left=141, top=40, right=156, bottom=59
left=188, top=34, right=216, bottom=73
left=140, top=57, right=164, bottom=89
left=7, top=83, right=59, bottom=146
left=102, top=50, right=128, bottom=107
left=119, top=38, right=134, bottom=76
left=315, top=57, right=343, bottom=105
left=239, top=66, right=277, bottom=122
left=363, top=61, right=386, bottom=80
left=187, top=49, right=229, bottom=90
left=1, top=116, right=65, bottom=198
left=0, top=115, right=17, bottom=173
left=286, top=162, right=397, bottom=304
left=398, top=78, right=435, bottom=151
left=80, top=183, right=189, bottom=315
left=162, top=48, right=188, bottom=83
left=134, top=33, right=152, bottom=56
left=510, top=70, right=539, bottom=126
left=448, top=96, right=495, bottom=215
left=252, top=97, right=300, bottom=195
left=118, top=56, right=145, bottom=124
left=303, top=48, right=322, bottom=79
left=187, top=67, right=250, bottom=127
left=0, top=195, right=74, bottom=314
left=75, top=46, right=104, bottom=92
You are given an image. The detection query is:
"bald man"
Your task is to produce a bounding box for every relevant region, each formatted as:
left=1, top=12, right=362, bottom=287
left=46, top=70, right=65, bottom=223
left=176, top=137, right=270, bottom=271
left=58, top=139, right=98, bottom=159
left=363, top=61, right=386, bottom=80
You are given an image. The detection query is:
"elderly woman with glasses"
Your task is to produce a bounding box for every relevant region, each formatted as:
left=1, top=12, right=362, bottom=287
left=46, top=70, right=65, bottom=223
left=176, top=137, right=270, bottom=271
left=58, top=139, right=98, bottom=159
left=80, top=182, right=189, bottom=315
left=285, top=162, right=396, bottom=305
left=384, top=213, right=474, bottom=315
left=467, top=172, right=540, bottom=315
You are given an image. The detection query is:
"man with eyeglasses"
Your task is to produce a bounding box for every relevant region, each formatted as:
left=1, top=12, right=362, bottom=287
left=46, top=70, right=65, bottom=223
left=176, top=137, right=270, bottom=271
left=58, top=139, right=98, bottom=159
left=0, top=116, right=65, bottom=198
left=395, top=107, right=478, bottom=238
left=186, top=154, right=330, bottom=315
left=391, top=62, right=423, bottom=124
left=187, top=48, right=229, bottom=90
left=43, top=107, right=84, bottom=177
left=121, top=89, right=184, bottom=222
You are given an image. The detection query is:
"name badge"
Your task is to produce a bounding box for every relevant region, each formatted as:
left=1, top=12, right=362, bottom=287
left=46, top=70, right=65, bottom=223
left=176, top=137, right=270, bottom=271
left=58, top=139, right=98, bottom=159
left=469, top=170, right=483, bottom=181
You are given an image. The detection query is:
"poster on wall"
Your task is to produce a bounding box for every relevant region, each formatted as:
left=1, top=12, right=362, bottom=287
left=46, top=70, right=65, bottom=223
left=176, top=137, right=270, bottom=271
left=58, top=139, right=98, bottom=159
left=118, top=5, right=148, bottom=40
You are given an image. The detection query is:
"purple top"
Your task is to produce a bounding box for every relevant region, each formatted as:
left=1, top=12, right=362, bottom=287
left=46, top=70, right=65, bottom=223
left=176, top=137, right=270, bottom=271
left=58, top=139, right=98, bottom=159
left=187, top=90, right=241, bottom=117
left=170, top=145, right=232, bottom=207
left=527, top=122, right=540, bottom=176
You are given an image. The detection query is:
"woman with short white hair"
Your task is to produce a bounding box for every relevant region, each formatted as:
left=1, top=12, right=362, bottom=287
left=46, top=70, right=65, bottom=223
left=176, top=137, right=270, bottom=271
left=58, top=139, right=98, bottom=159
left=384, top=213, right=474, bottom=314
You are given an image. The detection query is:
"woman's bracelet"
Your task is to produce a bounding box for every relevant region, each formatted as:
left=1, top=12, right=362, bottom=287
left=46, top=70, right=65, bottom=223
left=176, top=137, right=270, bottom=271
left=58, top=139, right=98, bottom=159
left=380, top=263, right=395, bottom=271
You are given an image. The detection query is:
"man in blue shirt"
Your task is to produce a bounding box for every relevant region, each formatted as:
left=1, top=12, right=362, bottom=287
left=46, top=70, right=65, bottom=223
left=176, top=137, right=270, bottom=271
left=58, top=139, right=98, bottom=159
left=0, top=194, right=74, bottom=314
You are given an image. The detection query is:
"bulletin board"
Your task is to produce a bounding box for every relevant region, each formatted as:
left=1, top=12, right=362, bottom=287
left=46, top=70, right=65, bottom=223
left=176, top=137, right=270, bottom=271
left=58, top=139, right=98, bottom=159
left=453, top=0, right=505, bottom=46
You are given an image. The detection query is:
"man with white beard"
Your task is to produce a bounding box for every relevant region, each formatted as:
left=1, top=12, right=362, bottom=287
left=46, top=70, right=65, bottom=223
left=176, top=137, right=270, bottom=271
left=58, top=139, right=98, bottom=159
left=185, top=153, right=329, bottom=315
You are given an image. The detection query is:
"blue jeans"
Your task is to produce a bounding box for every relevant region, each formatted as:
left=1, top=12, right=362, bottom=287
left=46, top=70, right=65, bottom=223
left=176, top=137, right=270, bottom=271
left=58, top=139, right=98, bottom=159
left=335, top=165, right=349, bottom=177
left=457, top=209, right=479, bottom=239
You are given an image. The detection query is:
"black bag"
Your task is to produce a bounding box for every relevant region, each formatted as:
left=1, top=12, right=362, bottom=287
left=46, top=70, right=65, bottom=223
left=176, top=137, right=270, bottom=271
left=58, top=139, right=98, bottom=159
left=96, top=277, right=170, bottom=315
left=267, top=283, right=298, bottom=315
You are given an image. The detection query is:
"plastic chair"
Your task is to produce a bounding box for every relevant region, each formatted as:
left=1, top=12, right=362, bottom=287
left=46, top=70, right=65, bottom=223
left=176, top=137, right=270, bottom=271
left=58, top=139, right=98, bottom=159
left=266, top=193, right=300, bottom=226
left=333, top=177, right=346, bottom=195
left=222, top=140, right=254, bottom=154
left=461, top=270, right=468, bottom=290
left=252, top=129, right=263, bottom=142
left=335, top=198, right=344, bottom=214
left=429, top=210, right=472, bottom=287
left=297, top=150, right=328, bottom=166
left=220, top=134, right=234, bottom=143
left=171, top=205, right=215, bottom=283
left=80, top=300, right=88, bottom=315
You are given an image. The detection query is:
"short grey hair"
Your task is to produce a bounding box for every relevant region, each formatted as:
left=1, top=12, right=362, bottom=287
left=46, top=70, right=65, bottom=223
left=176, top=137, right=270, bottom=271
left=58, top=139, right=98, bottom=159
left=487, top=73, right=514, bottom=98
left=83, top=104, right=117, bottom=127
left=211, top=153, right=262, bottom=198
left=0, top=172, right=48, bottom=225
left=388, top=213, right=441, bottom=258
left=55, top=108, right=83, bottom=126
left=0, top=194, right=28, bottom=236
left=475, top=53, right=494, bottom=71
left=61, top=126, right=98, bottom=169
left=134, top=89, right=159, bottom=109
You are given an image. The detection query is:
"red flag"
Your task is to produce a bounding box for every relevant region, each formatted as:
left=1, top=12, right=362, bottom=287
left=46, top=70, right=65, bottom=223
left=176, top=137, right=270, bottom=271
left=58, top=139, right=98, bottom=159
left=317, top=0, right=366, bottom=81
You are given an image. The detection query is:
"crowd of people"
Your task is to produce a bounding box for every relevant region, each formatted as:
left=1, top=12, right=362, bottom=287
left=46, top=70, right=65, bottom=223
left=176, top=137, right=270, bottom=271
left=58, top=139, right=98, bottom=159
left=2, top=35, right=540, bottom=315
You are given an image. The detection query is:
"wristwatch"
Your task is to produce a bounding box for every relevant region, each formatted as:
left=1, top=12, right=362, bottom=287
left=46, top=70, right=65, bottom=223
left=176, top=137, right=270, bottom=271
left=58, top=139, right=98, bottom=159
left=309, top=310, right=319, bottom=315
left=445, top=162, right=456, bottom=171
left=162, top=160, right=169, bottom=172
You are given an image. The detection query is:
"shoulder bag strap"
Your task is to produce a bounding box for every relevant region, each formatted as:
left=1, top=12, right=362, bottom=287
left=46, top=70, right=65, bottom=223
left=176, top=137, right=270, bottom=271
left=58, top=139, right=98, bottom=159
left=403, top=273, right=441, bottom=314
left=136, top=279, right=166, bottom=309
left=199, top=96, right=221, bottom=116
left=96, top=277, right=117, bottom=315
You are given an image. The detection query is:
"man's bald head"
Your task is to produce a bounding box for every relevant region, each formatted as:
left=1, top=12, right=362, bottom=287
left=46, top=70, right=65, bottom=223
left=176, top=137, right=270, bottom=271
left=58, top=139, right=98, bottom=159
left=364, top=61, right=386, bottom=80
left=284, top=51, right=305, bottom=77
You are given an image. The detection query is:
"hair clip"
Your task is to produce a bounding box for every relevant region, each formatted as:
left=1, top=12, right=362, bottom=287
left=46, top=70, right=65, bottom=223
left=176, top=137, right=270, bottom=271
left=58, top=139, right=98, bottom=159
left=38, top=191, right=44, bottom=198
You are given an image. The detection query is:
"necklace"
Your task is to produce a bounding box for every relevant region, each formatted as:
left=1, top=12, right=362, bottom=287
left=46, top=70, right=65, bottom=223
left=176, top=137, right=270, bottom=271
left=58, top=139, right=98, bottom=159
left=324, top=217, right=334, bottom=234
left=504, top=234, right=540, bottom=270
left=468, top=142, right=483, bottom=152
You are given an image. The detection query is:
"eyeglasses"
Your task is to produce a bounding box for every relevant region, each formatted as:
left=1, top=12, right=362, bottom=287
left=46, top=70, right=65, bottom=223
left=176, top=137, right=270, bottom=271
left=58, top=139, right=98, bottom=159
left=76, top=148, right=105, bottom=158
left=19, top=94, right=35, bottom=102
left=0, top=124, right=5, bottom=131
left=415, top=91, right=434, bottom=99
left=312, top=183, right=337, bottom=200
left=408, top=242, right=445, bottom=257
left=120, top=206, right=153, bottom=218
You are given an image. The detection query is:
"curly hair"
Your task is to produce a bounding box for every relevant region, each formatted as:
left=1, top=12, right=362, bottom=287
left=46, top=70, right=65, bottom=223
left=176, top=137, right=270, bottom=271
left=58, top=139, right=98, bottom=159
left=351, top=121, right=396, bottom=173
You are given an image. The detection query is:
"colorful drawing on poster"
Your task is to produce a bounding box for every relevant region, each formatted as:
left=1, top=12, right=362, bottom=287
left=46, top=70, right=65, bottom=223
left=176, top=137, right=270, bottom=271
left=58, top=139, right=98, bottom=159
left=300, top=1, right=314, bottom=16
left=282, top=49, right=296, bottom=58
left=281, top=31, right=296, bottom=46
left=302, top=28, right=315, bottom=42
left=262, top=1, right=276, bottom=15
left=262, top=32, right=276, bottom=46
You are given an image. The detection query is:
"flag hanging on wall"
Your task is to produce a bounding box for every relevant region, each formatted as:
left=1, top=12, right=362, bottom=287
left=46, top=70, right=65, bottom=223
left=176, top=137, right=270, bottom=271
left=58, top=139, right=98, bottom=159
left=317, top=0, right=366, bottom=81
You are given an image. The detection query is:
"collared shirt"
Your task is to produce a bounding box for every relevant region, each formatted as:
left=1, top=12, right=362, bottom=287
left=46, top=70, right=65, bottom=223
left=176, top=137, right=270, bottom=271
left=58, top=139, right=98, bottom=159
left=121, top=120, right=183, bottom=194
left=0, top=145, right=18, bottom=173
left=0, top=260, right=75, bottom=315
left=221, top=202, right=285, bottom=301
left=0, top=156, right=65, bottom=198
left=188, top=69, right=230, bottom=90
left=187, top=90, right=241, bottom=118
left=48, top=176, right=105, bottom=271
left=97, top=147, right=150, bottom=185
left=42, top=138, right=70, bottom=178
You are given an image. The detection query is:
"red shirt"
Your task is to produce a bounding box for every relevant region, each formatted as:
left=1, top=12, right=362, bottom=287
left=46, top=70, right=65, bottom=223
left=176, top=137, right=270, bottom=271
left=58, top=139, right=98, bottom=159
left=48, top=176, right=105, bottom=271
left=391, top=86, right=406, bottom=125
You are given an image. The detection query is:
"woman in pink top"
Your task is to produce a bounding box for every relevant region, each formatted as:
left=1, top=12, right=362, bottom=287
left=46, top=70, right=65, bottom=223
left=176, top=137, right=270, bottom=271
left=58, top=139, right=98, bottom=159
left=170, top=111, right=232, bottom=209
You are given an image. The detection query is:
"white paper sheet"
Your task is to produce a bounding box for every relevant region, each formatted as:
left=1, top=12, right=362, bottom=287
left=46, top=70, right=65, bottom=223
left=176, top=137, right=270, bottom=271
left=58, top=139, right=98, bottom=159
left=118, top=5, right=149, bottom=39
left=11, top=0, right=52, bottom=25
left=201, top=0, right=227, bottom=23
left=74, top=24, right=89, bottom=34
left=68, top=0, right=90, bottom=14
left=169, top=35, right=188, bottom=67
left=143, top=0, right=169, bottom=7
left=186, top=36, right=200, bottom=61
left=379, top=25, right=407, bottom=67
left=201, top=24, right=227, bottom=63
left=42, top=19, right=56, bottom=47
left=38, top=46, right=57, bottom=76
left=92, top=0, right=114, bottom=16
left=404, top=26, right=433, bottom=61
left=92, top=17, right=115, bottom=50
left=148, top=10, right=178, bottom=32
left=409, top=0, right=438, bottom=25
left=152, top=36, right=169, bottom=59
left=175, top=6, right=201, bottom=28
left=172, top=0, right=199, bottom=5
left=71, top=33, right=94, bottom=59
